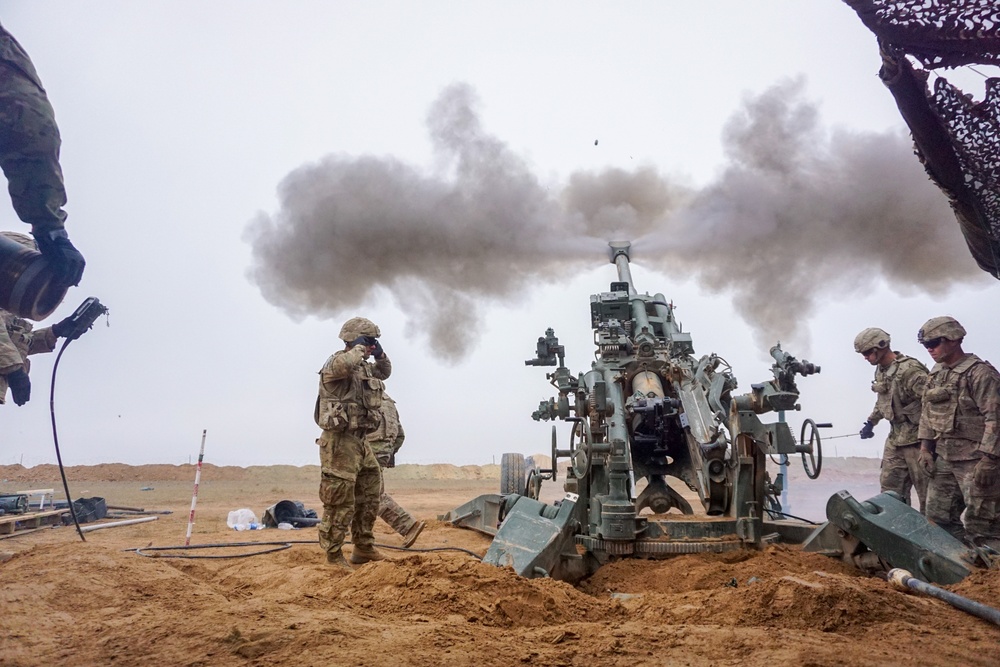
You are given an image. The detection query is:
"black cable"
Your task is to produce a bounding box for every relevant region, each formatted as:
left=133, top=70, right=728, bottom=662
left=127, top=538, right=484, bottom=560
left=49, top=337, right=85, bottom=542
left=764, top=508, right=820, bottom=525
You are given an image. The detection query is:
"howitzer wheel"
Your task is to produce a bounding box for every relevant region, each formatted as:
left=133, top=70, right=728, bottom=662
left=500, top=453, right=527, bottom=496
left=800, top=418, right=823, bottom=480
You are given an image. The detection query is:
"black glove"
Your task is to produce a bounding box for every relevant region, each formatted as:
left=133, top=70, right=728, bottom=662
left=51, top=313, right=76, bottom=338
left=860, top=421, right=875, bottom=440
left=32, top=228, right=86, bottom=286
left=371, top=339, right=384, bottom=359
left=6, top=368, right=31, bottom=406
left=348, top=336, right=370, bottom=350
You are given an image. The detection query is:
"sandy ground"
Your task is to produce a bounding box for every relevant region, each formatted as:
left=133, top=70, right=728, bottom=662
left=0, top=459, right=998, bottom=666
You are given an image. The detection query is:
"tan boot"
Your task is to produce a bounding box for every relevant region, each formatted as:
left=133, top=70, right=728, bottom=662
left=401, top=520, right=426, bottom=548
left=349, top=545, right=385, bottom=565
left=326, top=550, right=353, bottom=571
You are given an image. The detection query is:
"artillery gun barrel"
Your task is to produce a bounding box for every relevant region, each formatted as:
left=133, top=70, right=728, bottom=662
left=609, top=241, right=636, bottom=295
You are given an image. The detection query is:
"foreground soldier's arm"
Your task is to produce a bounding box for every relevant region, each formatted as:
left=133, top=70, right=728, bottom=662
left=371, top=353, right=391, bottom=381
left=0, top=24, right=85, bottom=286
left=322, top=345, right=369, bottom=382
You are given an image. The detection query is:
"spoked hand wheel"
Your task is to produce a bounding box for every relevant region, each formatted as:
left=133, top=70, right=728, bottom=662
left=800, top=418, right=823, bottom=479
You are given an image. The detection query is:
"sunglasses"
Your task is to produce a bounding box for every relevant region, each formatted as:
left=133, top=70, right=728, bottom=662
left=862, top=348, right=880, bottom=357
left=922, top=337, right=945, bottom=350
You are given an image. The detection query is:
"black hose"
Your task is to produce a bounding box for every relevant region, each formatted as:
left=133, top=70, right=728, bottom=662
left=764, top=508, right=820, bottom=525
left=127, top=538, right=484, bottom=560
left=49, top=337, right=85, bottom=542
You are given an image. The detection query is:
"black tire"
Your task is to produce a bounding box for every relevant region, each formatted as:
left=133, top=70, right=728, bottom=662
left=500, top=453, right=527, bottom=496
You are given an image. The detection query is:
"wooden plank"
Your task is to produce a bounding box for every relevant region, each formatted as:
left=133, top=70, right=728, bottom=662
left=0, top=509, right=66, bottom=535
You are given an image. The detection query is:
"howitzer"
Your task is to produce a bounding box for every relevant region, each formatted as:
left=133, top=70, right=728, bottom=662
left=443, top=241, right=828, bottom=582
left=443, top=241, right=994, bottom=585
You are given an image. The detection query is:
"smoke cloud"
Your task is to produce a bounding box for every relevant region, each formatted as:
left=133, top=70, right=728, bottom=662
left=246, top=79, right=985, bottom=361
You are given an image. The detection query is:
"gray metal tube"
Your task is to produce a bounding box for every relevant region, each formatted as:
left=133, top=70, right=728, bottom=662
left=889, top=568, right=1000, bottom=626
left=609, top=241, right=636, bottom=295
left=614, top=254, right=636, bottom=295
left=80, top=516, right=158, bottom=533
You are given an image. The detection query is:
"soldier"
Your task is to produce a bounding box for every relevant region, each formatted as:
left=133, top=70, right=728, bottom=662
left=917, top=316, right=1000, bottom=550
left=314, top=316, right=391, bottom=570
left=0, top=23, right=85, bottom=287
left=366, top=393, right=425, bottom=548
left=854, top=327, right=929, bottom=511
left=0, top=232, right=76, bottom=405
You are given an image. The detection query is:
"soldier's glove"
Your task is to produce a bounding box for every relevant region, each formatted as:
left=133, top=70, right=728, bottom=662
left=917, top=447, right=936, bottom=477
left=348, top=336, right=370, bottom=350
left=859, top=421, right=875, bottom=440
left=370, top=339, right=384, bottom=359
left=6, top=369, right=31, bottom=406
left=32, top=228, right=86, bottom=287
left=51, top=313, right=76, bottom=338
left=973, top=455, right=1000, bottom=488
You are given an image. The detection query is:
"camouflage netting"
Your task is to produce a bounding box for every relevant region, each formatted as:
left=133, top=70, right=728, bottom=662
left=845, top=0, right=1000, bottom=278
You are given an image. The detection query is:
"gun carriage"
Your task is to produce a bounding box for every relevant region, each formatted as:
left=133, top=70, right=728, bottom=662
left=446, top=241, right=826, bottom=582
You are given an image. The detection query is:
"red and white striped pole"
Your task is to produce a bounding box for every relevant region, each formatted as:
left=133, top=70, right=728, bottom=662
left=185, top=429, right=207, bottom=546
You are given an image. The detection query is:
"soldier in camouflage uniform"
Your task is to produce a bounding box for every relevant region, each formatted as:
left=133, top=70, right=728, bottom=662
left=0, top=232, right=75, bottom=405
left=917, top=316, right=1000, bottom=550
left=315, top=316, right=391, bottom=570
left=366, top=393, right=425, bottom=548
left=0, top=23, right=84, bottom=287
left=854, top=327, right=929, bottom=512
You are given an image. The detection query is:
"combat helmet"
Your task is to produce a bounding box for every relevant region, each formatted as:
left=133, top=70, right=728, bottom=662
left=339, top=316, right=381, bottom=342
left=854, top=327, right=890, bottom=354
left=918, top=316, right=966, bottom=343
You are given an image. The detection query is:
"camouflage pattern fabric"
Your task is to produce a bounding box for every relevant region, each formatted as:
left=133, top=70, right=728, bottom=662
left=366, top=394, right=417, bottom=535
left=314, top=342, right=390, bottom=557
left=867, top=352, right=928, bottom=448
left=925, top=457, right=1000, bottom=549
left=918, top=354, right=1000, bottom=460
left=0, top=24, right=67, bottom=232
left=919, top=352, right=1000, bottom=547
left=0, top=308, right=55, bottom=404
left=314, top=346, right=390, bottom=433
left=317, top=430, right=382, bottom=556
left=880, top=443, right=929, bottom=513
left=378, top=492, right=416, bottom=536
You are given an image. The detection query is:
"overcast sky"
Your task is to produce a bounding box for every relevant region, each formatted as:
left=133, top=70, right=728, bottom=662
left=1, top=1, right=997, bottom=471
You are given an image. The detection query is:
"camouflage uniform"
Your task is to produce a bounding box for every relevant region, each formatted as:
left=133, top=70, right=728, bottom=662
left=866, top=353, right=929, bottom=511
left=314, top=320, right=391, bottom=563
left=919, top=353, right=1000, bottom=547
left=0, top=307, right=56, bottom=404
left=0, top=24, right=67, bottom=232
left=366, top=394, right=422, bottom=541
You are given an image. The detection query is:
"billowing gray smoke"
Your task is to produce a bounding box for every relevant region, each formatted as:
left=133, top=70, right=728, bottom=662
left=246, top=79, right=985, bottom=360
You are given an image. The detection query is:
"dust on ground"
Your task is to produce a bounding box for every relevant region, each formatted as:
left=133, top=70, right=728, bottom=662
left=0, top=459, right=998, bottom=666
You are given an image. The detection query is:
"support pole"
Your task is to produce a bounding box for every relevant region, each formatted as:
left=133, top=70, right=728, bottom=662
left=185, top=430, right=207, bottom=546
left=889, top=568, right=1000, bottom=627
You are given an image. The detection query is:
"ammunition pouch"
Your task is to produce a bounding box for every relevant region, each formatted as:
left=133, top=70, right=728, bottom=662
left=871, top=380, right=888, bottom=394
left=360, top=378, right=385, bottom=411
left=925, top=387, right=951, bottom=403
left=316, top=398, right=368, bottom=432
